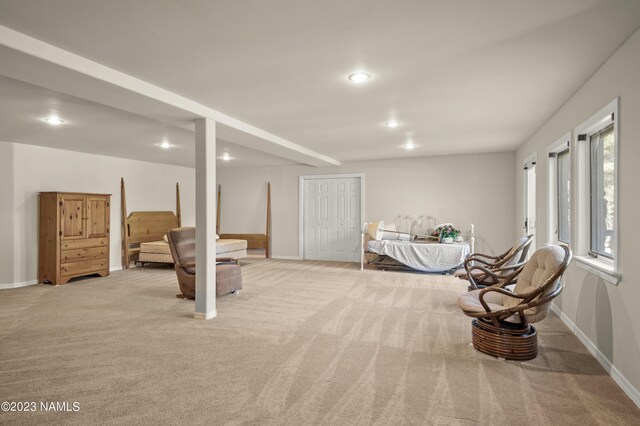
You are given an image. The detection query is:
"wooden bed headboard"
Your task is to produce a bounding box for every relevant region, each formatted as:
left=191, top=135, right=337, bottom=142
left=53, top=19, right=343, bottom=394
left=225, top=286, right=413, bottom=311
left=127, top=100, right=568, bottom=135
left=121, top=178, right=181, bottom=268
left=126, top=211, right=179, bottom=244
left=218, top=182, right=271, bottom=258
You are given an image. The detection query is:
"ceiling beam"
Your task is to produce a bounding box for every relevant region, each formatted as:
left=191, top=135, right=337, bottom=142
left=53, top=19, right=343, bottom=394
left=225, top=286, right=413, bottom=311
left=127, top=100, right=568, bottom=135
left=0, top=25, right=340, bottom=167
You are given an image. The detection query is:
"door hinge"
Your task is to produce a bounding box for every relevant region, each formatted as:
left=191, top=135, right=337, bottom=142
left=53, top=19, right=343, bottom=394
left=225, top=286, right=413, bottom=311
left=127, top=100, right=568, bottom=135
left=59, top=201, right=63, bottom=206
left=107, top=202, right=110, bottom=207
left=59, top=231, right=62, bottom=236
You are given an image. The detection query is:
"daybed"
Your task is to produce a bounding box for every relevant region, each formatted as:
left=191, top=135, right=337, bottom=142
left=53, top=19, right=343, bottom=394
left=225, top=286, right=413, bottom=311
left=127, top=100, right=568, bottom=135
left=361, top=220, right=473, bottom=273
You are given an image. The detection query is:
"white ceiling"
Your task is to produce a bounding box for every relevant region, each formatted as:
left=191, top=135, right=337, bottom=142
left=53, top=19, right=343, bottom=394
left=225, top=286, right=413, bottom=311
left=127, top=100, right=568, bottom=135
left=1, top=0, right=640, bottom=164
left=0, top=75, right=297, bottom=168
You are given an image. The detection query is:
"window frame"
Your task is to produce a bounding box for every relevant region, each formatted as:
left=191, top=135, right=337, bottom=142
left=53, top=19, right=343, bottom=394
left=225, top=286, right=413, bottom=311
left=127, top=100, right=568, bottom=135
left=522, top=152, right=538, bottom=254
left=547, top=132, right=571, bottom=245
left=574, top=98, right=621, bottom=285
left=589, top=123, right=615, bottom=259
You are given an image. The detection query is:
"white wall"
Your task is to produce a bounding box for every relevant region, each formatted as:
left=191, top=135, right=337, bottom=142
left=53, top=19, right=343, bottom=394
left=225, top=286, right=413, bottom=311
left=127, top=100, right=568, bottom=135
left=218, top=152, right=516, bottom=259
left=1, top=142, right=195, bottom=286
left=515, top=29, right=640, bottom=403
left=0, top=143, right=15, bottom=284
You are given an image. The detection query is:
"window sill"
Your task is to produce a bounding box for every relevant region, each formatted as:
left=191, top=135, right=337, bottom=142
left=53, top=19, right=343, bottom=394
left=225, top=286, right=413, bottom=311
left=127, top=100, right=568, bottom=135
left=574, top=256, right=621, bottom=285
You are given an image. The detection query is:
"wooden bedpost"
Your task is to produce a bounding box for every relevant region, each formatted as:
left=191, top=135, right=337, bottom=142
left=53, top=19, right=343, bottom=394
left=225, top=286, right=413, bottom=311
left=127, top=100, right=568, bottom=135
left=216, top=184, right=221, bottom=236
left=121, top=177, right=130, bottom=269
left=266, top=182, right=271, bottom=258
left=176, top=182, right=182, bottom=227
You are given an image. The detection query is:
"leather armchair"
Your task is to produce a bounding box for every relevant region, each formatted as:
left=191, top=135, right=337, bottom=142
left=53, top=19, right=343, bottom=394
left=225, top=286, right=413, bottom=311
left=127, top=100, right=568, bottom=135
left=167, top=227, right=242, bottom=299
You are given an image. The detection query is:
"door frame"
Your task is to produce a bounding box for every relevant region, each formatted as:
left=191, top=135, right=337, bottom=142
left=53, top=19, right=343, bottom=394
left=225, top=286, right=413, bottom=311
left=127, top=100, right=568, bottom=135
left=523, top=152, right=537, bottom=249
left=298, top=173, right=366, bottom=260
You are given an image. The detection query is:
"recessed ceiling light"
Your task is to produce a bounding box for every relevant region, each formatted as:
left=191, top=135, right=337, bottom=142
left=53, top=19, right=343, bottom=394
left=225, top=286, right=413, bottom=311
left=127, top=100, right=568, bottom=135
left=385, top=121, right=400, bottom=128
left=347, top=72, right=372, bottom=83
left=221, top=153, right=231, bottom=161
left=157, top=140, right=172, bottom=149
left=403, top=142, right=416, bottom=150
left=43, top=117, right=64, bottom=125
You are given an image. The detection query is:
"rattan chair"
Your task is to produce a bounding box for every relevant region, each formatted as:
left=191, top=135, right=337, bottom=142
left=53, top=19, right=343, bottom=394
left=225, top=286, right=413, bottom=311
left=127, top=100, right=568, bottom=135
left=457, top=244, right=571, bottom=360
left=455, top=234, right=534, bottom=289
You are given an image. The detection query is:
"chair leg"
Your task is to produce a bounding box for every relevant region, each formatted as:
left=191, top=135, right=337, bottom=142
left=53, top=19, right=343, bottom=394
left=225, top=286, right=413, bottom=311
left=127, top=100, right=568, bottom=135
left=470, top=319, right=538, bottom=361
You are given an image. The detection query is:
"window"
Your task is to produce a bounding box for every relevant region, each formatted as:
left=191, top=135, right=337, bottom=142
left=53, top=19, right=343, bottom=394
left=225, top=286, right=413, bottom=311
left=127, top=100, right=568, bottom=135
left=547, top=133, right=570, bottom=246
left=573, top=98, right=620, bottom=285
left=589, top=124, right=615, bottom=258
left=557, top=148, right=570, bottom=243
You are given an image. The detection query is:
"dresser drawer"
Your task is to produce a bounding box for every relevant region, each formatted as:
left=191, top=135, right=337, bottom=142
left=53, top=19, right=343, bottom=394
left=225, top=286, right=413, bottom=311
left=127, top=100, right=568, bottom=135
left=61, top=246, right=108, bottom=262
left=60, top=259, right=109, bottom=277
left=61, top=237, right=109, bottom=251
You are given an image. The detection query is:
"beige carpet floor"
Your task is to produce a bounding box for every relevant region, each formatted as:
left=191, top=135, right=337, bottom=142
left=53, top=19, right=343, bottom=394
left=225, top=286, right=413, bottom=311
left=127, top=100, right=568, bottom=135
left=0, top=260, right=638, bottom=425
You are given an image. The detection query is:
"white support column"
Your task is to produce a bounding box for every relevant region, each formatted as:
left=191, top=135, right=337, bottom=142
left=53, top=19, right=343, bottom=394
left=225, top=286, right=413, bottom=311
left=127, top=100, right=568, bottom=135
left=194, top=118, right=216, bottom=320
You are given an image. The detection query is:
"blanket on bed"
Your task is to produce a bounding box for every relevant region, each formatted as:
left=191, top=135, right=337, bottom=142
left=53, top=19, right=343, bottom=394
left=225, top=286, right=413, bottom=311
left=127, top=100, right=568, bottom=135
left=367, top=240, right=470, bottom=272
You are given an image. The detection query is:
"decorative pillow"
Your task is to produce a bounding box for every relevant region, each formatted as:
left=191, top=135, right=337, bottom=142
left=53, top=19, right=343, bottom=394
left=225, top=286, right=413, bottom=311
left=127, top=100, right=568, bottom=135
left=216, top=234, right=220, bottom=240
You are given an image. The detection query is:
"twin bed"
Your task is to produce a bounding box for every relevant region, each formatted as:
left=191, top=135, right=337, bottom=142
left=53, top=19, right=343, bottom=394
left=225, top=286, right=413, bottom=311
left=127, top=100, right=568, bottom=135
left=120, top=179, right=270, bottom=268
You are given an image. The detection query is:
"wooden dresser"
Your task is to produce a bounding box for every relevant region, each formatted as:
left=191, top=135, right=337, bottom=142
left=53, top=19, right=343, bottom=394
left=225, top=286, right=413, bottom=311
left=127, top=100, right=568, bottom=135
left=39, top=192, right=111, bottom=285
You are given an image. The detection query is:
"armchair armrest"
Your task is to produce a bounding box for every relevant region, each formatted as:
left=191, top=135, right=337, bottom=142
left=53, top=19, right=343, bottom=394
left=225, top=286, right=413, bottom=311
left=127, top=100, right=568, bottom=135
left=464, top=256, right=495, bottom=271
left=467, top=252, right=504, bottom=262
left=467, top=265, right=503, bottom=289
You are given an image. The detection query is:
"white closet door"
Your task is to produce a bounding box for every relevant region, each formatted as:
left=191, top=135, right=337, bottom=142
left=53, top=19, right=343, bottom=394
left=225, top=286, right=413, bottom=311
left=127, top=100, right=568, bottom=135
left=304, top=177, right=361, bottom=262
left=332, top=178, right=361, bottom=261
left=304, top=180, right=331, bottom=260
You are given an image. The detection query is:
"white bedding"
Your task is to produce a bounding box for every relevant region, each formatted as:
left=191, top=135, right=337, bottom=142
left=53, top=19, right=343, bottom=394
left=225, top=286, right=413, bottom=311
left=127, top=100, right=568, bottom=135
left=367, top=240, right=470, bottom=272
left=216, top=239, right=247, bottom=255
left=138, top=238, right=248, bottom=262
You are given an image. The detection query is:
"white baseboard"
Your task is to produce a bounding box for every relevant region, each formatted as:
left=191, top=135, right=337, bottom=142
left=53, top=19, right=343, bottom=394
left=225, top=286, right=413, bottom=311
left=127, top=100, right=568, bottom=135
left=194, top=310, right=217, bottom=320
left=0, top=279, right=38, bottom=290
left=0, top=267, right=122, bottom=290
left=550, top=303, right=640, bottom=408
left=271, top=255, right=302, bottom=260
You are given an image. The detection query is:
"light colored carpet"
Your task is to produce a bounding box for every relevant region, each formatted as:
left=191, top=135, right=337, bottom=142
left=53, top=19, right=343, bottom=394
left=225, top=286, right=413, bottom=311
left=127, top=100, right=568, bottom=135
left=0, top=260, right=638, bottom=425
